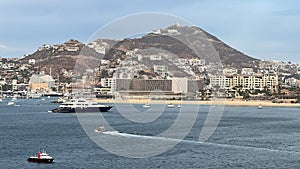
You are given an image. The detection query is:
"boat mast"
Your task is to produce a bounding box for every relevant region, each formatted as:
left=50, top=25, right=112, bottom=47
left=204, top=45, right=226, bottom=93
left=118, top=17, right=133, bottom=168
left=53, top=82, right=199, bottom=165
left=49, top=67, right=51, bottom=92
left=57, top=74, right=60, bottom=93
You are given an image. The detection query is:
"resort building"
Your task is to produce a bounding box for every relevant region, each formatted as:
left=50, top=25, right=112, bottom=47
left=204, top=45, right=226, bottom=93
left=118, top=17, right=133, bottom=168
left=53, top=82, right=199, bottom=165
left=29, top=74, right=55, bottom=92
left=209, top=73, right=279, bottom=92
left=112, top=77, right=204, bottom=94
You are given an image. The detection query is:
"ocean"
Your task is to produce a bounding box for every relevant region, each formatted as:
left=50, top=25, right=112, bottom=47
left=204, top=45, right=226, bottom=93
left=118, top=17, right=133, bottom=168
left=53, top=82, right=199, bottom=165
left=0, top=98, right=299, bottom=168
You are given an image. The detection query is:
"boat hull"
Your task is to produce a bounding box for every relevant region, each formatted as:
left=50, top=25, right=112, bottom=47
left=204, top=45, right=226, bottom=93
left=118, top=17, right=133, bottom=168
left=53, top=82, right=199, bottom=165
left=43, top=94, right=63, bottom=97
left=51, top=106, right=113, bottom=113
left=27, top=158, right=54, bottom=163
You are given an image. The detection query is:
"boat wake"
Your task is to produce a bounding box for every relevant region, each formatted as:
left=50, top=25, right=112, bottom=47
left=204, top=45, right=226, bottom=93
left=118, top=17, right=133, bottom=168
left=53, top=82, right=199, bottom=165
left=101, top=131, right=300, bottom=155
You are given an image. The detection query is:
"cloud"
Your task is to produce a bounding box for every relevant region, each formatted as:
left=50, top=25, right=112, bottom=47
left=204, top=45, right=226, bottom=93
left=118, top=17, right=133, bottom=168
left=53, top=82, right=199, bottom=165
left=0, top=0, right=299, bottom=63
left=0, top=44, right=7, bottom=48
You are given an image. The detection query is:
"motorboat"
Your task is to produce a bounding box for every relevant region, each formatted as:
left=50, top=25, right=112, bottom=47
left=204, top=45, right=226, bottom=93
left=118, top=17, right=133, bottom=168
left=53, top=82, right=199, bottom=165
left=27, top=93, right=42, bottom=99
left=177, top=105, right=181, bottom=108
left=142, top=104, right=151, bottom=108
left=50, top=98, right=113, bottom=113
left=7, top=101, right=14, bottom=106
left=43, top=91, right=63, bottom=97
left=258, top=105, right=263, bottom=109
left=51, top=97, right=67, bottom=103
left=27, top=149, right=54, bottom=163
left=166, top=103, right=175, bottom=108
left=94, top=126, right=106, bottom=133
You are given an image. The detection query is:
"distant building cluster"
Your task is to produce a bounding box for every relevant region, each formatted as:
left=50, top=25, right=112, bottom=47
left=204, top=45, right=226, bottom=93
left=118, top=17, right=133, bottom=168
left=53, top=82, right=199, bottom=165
left=96, top=50, right=300, bottom=100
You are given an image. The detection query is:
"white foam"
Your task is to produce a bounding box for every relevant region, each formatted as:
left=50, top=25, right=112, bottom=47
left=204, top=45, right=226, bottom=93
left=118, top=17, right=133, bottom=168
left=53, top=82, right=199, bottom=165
left=101, top=131, right=300, bottom=154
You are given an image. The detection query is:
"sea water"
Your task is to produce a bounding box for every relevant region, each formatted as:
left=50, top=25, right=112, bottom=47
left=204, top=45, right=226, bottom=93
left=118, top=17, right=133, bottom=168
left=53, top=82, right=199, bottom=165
left=0, top=98, right=299, bottom=168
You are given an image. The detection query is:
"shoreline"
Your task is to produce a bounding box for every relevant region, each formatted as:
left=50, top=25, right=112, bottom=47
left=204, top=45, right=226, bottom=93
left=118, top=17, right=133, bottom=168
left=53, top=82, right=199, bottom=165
left=96, top=99, right=300, bottom=108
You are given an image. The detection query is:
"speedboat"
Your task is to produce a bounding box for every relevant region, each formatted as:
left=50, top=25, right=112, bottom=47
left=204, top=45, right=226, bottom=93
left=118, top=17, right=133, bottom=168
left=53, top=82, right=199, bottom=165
left=27, top=149, right=54, bottom=163
left=50, top=98, right=113, bottom=113
left=94, top=126, right=106, bottom=133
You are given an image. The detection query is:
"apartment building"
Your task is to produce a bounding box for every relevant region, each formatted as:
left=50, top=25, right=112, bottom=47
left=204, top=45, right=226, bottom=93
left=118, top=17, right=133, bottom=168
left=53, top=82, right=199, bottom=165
left=210, top=73, right=279, bottom=92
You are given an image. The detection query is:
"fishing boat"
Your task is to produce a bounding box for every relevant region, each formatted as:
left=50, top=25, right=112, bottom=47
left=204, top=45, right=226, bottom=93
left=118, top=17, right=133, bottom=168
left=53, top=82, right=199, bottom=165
left=27, top=149, right=54, bottom=163
left=50, top=98, right=113, bottom=113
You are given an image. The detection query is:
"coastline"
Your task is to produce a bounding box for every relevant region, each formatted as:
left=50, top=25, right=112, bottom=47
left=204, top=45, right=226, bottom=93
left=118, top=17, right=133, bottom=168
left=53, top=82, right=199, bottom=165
left=96, top=99, right=300, bottom=108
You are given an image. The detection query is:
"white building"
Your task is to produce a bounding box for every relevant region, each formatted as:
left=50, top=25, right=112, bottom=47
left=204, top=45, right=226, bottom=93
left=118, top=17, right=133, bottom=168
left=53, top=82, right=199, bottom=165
left=241, top=68, right=254, bottom=75
left=285, top=77, right=299, bottom=87
left=223, top=68, right=238, bottom=74
left=28, top=59, right=36, bottom=65
left=101, top=78, right=115, bottom=88
left=172, top=78, right=188, bottom=93
left=153, top=65, right=168, bottom=73
left=210, top=73, right=279, bottom=92
left=189, top=59, right=205, bottom=66
left=150, top=55, right=161, bottom=61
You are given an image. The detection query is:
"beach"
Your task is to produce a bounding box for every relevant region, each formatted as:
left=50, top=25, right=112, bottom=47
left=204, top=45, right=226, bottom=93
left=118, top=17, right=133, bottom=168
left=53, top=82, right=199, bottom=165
left=96, top=99, right=300, bottom=108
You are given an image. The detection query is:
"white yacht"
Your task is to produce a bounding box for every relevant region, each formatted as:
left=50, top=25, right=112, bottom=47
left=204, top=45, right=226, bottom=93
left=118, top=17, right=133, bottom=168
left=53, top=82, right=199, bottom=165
left=50, top=98, right=113, bottom=113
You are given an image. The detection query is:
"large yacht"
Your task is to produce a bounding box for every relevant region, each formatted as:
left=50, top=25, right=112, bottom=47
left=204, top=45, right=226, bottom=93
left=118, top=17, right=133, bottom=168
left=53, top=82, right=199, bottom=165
left=50, top=98, right=113, bottom=113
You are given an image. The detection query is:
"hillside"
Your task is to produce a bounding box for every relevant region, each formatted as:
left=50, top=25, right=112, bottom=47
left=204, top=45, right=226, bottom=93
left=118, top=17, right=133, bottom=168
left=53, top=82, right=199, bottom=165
left=104, top=25, right=258, bottom=68
left=19, top=25, right=259, bottom=77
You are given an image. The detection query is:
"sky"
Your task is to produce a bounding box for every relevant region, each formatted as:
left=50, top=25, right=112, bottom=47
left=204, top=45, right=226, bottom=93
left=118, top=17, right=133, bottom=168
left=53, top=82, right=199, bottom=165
left=0, top=0, right=300, bottom=63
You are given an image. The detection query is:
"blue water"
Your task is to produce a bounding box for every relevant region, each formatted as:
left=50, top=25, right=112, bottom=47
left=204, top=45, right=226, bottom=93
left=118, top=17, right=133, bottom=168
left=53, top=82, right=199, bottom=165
left=0, top=98, right=299, bottom=168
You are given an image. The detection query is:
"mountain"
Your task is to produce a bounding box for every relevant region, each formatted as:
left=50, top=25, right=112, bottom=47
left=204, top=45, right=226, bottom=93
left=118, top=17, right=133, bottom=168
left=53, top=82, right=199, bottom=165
left=19, top=39, right=117, bottom=77
left=104, top=25, right=258, bottom=68
left=19, top=25, right=259, bottom=77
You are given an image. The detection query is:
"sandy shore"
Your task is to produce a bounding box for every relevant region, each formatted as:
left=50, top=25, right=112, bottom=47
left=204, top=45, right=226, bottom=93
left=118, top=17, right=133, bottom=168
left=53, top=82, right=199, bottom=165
left=96, top=99, right=300, bottom=108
